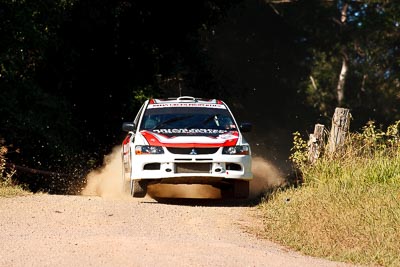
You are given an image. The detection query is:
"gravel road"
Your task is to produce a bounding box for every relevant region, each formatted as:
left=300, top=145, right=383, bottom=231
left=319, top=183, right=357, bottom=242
left=0, top=192, right=353, bottom=267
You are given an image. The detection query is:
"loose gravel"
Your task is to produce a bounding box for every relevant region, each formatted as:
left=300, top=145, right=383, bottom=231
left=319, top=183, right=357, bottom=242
left=0, top=194, right=355, bottom=267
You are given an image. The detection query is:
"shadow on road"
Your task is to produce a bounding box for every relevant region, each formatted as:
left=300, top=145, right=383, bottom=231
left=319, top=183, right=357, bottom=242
left=142, top=195, right=263, bottom=207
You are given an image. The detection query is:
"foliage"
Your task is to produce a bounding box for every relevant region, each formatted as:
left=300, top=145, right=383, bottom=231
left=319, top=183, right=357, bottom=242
left=260, top=121, right=400, bottom=266
left=0, top=139, right=27, bottom=197
left=0, top=140, right=12, bottom=183
left=0, top=0, right=239, bottom=192
left=0, top=0, right=81, bottom=178
left=304, top=50, right=341, bottom=116
left=288, top=131, right=308, bottom=168
left=269, top=1, right=400, bottom=125
left=1, top=0, right=400, bottom=193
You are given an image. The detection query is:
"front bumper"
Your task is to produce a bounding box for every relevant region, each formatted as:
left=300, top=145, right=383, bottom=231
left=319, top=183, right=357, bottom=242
left=129, top=153, right=252, bottom=182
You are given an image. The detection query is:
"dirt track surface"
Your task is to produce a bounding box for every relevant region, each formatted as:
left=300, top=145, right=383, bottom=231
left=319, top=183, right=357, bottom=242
left=0, top=194, right=354, bottom=267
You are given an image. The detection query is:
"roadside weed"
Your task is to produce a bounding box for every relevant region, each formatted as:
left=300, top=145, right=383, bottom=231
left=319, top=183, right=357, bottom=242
left=259, top=121, right=400, bottom=266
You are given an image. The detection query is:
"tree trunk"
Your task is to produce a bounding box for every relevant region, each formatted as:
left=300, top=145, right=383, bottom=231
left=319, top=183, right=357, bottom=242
left=340, top=3, right=349, bottom=23
left=336, top=3, right=349, bottom=107
left=336, top=56, right=348, bottom=106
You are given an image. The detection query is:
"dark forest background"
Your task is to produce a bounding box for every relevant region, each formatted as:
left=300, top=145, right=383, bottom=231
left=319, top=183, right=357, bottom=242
left=1, top=0, right=399, bottom=193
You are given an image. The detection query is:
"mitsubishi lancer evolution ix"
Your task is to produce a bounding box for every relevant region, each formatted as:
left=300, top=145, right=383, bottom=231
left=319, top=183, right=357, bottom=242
left=122, top=96, right=252, bottom=198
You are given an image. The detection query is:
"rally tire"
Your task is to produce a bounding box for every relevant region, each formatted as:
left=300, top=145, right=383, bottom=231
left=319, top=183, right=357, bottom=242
left=121, top=151, right=131, bottom=194
left=131, top=180, right=148, bottom=198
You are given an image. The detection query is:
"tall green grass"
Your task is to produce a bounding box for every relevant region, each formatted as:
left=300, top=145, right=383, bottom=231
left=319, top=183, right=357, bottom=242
left=258, top=121, right=400, bottom=266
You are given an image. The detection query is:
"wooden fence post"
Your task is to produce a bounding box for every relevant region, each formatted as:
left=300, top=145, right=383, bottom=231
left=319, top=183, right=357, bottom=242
left=308, top=124, right=325, bottom=164
left=328, top=107, right=351, bottom=153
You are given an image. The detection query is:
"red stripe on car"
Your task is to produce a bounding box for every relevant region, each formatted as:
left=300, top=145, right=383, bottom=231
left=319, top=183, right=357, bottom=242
left=141, top=131, right=238, bottom=148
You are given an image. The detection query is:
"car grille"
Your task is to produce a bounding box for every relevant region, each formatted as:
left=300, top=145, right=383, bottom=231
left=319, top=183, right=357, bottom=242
left=166, top=147, right=219, bottom=155
left=175, top=163, right=211, bottom=173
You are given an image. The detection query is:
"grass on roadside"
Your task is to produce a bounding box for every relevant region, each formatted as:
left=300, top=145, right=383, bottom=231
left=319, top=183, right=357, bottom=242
left=0, top=183, right=29, bottom=197
left=0, top=142, right=29, bottom=197
left=258, top=121, right=400, bottom=267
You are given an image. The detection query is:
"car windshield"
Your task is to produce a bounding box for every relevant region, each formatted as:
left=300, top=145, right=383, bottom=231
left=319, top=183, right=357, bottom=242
left=139, top=106, right=237, bottom=136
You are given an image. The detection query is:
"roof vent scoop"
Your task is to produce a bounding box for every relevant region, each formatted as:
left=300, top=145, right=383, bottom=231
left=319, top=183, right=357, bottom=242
left=177, top=96, right=196, bottom=102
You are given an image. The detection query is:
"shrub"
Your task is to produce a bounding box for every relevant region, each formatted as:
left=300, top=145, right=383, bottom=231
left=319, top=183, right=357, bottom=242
left=0, top=139, right=12, bottom=184
left=0, top=139, right=26, bottom=196
left=259, top=120, right=400, bottom=266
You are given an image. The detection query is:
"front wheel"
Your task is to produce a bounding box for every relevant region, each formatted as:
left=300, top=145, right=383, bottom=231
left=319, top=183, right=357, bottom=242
left=131, top=180, right=148, bottom=198
left=122, top=150, right=131, bottom=194
left=122, top=149, right=148, bottom=198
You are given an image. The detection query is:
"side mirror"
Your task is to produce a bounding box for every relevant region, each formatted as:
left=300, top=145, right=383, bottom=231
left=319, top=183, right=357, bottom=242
left=239, top=122, right=252, bottom=133
left=122, top=122, right=135, bottom=132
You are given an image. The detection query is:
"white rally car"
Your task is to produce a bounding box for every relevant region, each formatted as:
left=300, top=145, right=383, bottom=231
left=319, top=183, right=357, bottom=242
left=121, top=96, right=253, bottom=198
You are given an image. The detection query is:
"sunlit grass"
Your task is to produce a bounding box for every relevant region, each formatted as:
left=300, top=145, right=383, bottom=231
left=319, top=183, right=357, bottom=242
left=0, top=144, right=29, bottom=197
left=258, top=121, right=400, bottom=266
left=0, top=184, right=29, bottom=197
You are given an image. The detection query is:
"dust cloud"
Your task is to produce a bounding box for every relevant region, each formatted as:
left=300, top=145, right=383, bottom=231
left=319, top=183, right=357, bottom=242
left=79, top=145, right=220, bottom=199
left=81, top=146, right=129, bottom=199
left=148, top=184, right=221, bottom=199
left=249, top=156, right=285, bottom=198
left=80, top=147, right=285, bottom=200
left=148, top=157, right=285, bottom=199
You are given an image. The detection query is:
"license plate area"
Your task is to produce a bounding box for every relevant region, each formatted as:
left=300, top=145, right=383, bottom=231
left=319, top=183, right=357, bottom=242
left=175, top=163, right=211, bottom=173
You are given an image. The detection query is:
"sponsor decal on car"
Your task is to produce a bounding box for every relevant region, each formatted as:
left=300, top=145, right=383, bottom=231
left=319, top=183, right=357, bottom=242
left=141, top=130, right=239, bottom=148
left=152, top=128, right=229, bottom=134
left=147, top=103, right=226, bottom=109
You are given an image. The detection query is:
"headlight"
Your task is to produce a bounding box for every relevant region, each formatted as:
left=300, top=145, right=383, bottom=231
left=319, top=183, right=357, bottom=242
left=222, top=145, right=250, bottom=155
left=135, top=145, right=164, bottom=155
